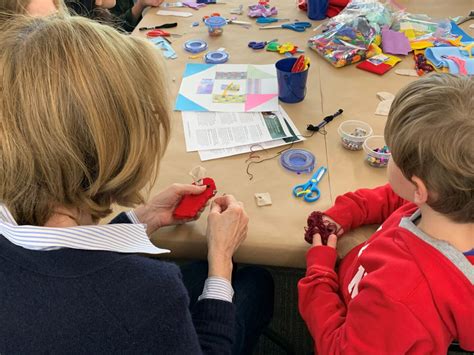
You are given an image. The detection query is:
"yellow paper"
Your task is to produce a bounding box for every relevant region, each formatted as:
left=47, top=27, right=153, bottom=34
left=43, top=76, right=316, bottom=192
left=385, top=54, right=401, bottom=66
left=410, top=41, right=434, bottom=50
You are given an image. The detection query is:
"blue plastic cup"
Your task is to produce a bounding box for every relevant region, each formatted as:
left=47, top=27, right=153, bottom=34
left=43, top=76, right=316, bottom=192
left=307, top=0, right=328, bottom=20
left=275, top=57, right=309, bottom=104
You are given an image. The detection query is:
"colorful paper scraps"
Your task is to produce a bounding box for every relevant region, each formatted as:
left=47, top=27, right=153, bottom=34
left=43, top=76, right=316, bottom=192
left=381, top=27, right=411, bottom=55
left=308, top=16, right=380, bottom=67
left=248, top=3, right=277, bottom=18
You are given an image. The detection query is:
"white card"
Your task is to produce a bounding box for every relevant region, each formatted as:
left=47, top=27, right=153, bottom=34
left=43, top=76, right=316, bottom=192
left=156, top=10, right=193, bottom=17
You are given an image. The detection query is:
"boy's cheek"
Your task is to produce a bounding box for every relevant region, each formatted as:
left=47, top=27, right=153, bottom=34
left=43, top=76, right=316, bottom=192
left=387, top=160, right=416, bottom=202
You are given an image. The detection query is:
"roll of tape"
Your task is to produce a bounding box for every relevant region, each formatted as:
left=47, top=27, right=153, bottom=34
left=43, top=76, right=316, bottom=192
left=280, top=149, right=315, bottom=174
left=184, top=39, right=208, bottom=53
left=205, top=50, right=229, bottom=64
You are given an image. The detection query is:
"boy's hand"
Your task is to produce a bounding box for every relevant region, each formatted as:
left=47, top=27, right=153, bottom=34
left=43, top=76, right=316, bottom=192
left=312, top=233, right=338, bottom=248
left=323, top=215, right=344, bottom=237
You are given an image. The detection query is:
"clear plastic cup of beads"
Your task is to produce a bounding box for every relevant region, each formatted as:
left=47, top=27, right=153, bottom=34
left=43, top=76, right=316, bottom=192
left=363, top=135, right=391, bottom=168
left=204, top=16, right=227, bottom=37
left=338, top=120, right=373, bottom=151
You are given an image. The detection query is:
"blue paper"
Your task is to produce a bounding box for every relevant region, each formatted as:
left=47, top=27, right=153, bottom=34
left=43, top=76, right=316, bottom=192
left=175, top=94, right=207, bottom=111
left=425, top=46, right=474, bottom=75
left=450, top=21, right=474, bottom=42
left=149, top=37, right=177, bottom=59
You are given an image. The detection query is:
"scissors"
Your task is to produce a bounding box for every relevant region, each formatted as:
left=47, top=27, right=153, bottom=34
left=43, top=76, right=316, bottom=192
left=146, top=29, right=182, bottom=38
left=256, top=17, right=290, bottom=24
left=259, top=21, right=312, bottom=32
left=248, top=38, right=277, bottom=50
left=293, top=166, right=327, bottom=202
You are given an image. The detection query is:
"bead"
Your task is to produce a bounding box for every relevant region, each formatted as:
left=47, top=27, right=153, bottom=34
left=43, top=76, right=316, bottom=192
left=366, top=146, right=390, bottom=167
left=340, top=127, right=368, bottom=151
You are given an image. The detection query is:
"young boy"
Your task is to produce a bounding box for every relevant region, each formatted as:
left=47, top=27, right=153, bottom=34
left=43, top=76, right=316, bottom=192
left=298, top=74, right=473, bottom=354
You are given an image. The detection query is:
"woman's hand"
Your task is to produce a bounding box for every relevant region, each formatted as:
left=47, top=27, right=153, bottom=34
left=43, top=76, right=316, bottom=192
left=206, top=195, right=249, bottom=281
left=134, top=183, right=207, bottom=235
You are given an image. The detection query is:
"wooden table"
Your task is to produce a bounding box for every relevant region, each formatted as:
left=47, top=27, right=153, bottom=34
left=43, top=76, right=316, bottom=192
left=127, top=0, right=473, bottom=268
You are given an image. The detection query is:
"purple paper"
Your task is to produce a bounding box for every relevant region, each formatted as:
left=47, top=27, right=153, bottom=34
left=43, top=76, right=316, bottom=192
left=381, top=27, right=411, bottom=56
left=248, top=4, right=277, bottom=18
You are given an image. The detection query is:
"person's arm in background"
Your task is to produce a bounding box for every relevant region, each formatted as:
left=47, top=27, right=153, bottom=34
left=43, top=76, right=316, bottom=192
left=110, top=0, right=164, bottom=32
left=323, top=184, right=407, bottom=235
left=298, top=233, right=433, bottom=354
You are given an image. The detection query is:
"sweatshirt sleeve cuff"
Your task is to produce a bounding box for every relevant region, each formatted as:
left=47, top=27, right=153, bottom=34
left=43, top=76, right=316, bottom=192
left=306, top=246, right=337, bottom=269
left=323, top=207, right=351, bottom=233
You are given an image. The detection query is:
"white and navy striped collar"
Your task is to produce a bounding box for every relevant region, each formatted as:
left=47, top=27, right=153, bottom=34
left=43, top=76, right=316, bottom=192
left=0, top=204, right=169, bottom=255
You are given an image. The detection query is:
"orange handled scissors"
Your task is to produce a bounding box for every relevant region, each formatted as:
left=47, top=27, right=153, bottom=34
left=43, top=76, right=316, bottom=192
left=146, top=29, right=182, bottom=38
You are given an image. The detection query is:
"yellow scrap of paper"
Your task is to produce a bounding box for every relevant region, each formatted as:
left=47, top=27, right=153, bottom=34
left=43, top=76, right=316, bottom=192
left=384, top=54, right=401, bottom=66
left=410, top=41, right=434, bottom=50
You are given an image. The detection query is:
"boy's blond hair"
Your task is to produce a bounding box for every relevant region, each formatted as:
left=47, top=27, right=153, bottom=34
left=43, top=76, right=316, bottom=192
left=385, top=74, right=473, bottom=223
left=1, top=15, right=171, bottom=225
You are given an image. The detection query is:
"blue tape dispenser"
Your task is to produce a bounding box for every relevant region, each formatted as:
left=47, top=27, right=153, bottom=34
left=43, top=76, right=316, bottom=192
left=280, top=149, right=315, bottom=174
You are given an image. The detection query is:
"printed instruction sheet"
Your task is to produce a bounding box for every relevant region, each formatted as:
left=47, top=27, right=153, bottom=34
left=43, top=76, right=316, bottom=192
left=182, top=110, right=292, bottom=152
left=198, top=107, right=305, bottom=161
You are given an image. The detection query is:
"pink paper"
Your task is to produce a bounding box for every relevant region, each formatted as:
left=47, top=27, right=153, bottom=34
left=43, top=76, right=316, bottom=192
left=381, top=27, right=411, bottom=56
left=245, top=94, right=277, bottom=111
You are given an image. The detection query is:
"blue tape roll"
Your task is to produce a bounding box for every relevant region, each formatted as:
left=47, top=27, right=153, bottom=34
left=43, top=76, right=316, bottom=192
left=184, top=39, right=208, bottom=53
left=205, top=50, right=229, bottom=64
left=280, top=149, right=315, bottom=174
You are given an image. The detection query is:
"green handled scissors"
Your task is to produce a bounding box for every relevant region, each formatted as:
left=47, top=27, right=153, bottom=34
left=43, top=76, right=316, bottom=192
left=293, top=166, right=327, bottom=202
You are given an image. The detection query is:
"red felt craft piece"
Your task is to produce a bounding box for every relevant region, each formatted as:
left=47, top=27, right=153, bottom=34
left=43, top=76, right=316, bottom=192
left=304, top=211, right=339, bottom=245
left=173, top=177, right=216, bottom=219
left=356, top=61, right=392, bottom=75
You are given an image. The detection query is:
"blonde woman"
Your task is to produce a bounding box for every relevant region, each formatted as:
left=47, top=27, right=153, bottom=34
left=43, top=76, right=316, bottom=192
left=0, top=15, right=273, bottom=354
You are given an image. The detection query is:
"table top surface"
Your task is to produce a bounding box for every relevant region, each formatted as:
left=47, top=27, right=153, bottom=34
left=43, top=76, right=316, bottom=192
left=127, top=0, right=473, bottom=268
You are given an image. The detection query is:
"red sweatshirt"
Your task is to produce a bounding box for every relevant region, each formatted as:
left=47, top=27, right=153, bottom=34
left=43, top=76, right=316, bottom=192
left=298, top=184, right=474, bottom=354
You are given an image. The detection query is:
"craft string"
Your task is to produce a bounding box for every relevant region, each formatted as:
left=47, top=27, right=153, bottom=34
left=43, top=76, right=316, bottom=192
left=304, top=211, right=339, bottom=245
left=245, top=128, right=326, bottom=180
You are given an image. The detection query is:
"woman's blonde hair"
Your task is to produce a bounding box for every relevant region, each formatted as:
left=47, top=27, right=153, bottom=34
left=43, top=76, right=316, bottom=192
left=385, top=74, right=474, bottom=223
left=1, top=15, right=171, bottom=225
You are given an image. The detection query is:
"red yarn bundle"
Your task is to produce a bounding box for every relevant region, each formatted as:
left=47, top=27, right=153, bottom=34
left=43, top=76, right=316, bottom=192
left=304, top=211, right=338, bottom=245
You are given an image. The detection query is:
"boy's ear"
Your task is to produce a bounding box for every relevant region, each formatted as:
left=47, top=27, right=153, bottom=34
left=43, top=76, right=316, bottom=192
left=411, top=176, right=429, bottom=204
